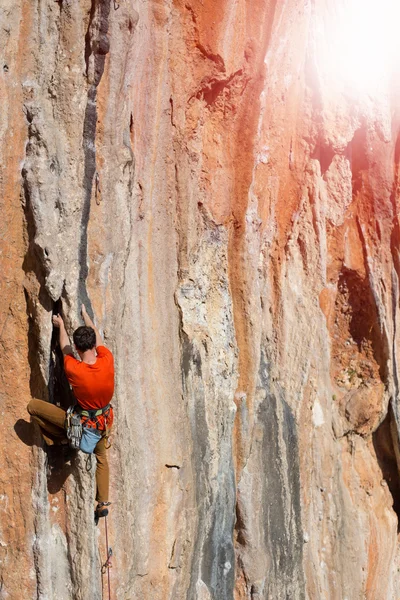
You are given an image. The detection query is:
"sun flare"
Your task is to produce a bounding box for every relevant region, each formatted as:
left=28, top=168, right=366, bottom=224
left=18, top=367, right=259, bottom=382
left=318, top=0, right=400, bottom=95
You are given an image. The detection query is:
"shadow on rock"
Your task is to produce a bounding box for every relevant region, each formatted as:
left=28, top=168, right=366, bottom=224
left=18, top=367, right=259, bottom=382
left=14, top=418, right=77, bottom=494
left=46, top=445, right=77, bottom=494
left=14, top=418, right=36, bottom=446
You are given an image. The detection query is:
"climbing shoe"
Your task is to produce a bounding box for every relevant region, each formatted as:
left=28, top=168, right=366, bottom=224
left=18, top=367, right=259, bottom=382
left=94, top=502, right=111, bottom=525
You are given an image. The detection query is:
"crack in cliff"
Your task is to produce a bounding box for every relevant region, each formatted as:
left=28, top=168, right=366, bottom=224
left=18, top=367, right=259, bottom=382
left=80, top=0, right=111, bottom=310
left=184, top=3, right=226, bottom=73
left=195, top=42, right=225, bottom=71
left=389, top=129, right=400, bottom=422
left=311, top=141, right=335, bottom=176
left=356, top=218, right=390, bottom=384
left=373, top=404, right=400, bottom=531
left=191, top=69, right=244, bottom=108
left=49, top=298, right=76, bottom=409
left=350, top=126, right=369, bottom=197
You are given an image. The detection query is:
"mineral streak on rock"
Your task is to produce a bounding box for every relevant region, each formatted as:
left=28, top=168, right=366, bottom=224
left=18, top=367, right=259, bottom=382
left=2, top=0, right=400, bottom=598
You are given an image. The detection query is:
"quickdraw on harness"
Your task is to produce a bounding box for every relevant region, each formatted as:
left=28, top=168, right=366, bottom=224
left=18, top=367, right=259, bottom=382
left=65, top=406, right=82, bottom=450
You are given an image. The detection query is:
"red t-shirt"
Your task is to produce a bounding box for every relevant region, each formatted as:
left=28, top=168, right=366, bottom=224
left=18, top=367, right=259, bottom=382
left=64, top=346, right=114, bottom=428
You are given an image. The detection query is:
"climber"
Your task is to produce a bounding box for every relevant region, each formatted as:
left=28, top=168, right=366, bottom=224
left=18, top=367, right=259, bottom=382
left=27, top=304, right=115, bottom=521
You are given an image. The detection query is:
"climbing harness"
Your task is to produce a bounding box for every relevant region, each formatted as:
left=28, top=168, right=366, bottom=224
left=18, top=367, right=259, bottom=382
left=78, top=403, right=112, bottom=453
left=65, top=404, right=113, bottom=454
left=76, top=403, right=112, bottom=429
left=101, top=514, right=113, bottom=600
left=76, top=403, right=111, bottom=420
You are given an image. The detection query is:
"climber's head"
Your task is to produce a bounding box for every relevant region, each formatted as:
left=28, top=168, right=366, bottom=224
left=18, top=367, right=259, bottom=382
left=73, top=326, right=96, bottom=353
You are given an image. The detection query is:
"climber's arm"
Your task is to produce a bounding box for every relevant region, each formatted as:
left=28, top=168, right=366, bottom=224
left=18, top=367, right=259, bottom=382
left=52, top=314, right=74, bottom=355
left=81, top=304, right=103, bottom=348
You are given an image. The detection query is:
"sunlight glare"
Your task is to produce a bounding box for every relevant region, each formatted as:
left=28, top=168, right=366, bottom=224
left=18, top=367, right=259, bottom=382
left=320, top=0, right=400, bottom=95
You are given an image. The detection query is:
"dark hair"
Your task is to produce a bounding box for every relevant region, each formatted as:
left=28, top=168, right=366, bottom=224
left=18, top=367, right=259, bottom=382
left=73, top=326, right=96, bottom=352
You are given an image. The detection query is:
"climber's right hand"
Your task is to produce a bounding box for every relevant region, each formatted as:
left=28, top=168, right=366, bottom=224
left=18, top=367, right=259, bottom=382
left=52, top=314, right=64, bottom=328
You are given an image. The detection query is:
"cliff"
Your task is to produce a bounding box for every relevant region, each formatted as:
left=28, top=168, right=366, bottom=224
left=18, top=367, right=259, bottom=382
left=2, top=1, right=400, bottom=598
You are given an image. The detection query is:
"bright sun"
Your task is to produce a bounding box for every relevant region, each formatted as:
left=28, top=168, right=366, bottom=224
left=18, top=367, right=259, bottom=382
left=318, top=0, right=400, bottom=95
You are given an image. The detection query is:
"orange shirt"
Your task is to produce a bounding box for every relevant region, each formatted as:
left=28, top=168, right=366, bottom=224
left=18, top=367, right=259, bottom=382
left=64, top=346, right=115, bottom=417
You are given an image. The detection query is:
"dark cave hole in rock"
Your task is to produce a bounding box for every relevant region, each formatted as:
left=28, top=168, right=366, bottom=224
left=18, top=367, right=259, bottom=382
left=335, top=267, right=388, bottom=384
left=311, top=143, right=335, bottom=175
left=348, top=126, right=369, bottom=196
left=234, top=501, right=247, bottom=547
left=373, top=405, right=400, bottom=531
left=338, top=269, right=373, bottom=349
left=49, top=299, right=75, bottom=410
left=45, top=300, right=77, bottom=493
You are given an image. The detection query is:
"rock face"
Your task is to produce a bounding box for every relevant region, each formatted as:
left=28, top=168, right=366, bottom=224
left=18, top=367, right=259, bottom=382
left=2, top=1, right=400, bottom=598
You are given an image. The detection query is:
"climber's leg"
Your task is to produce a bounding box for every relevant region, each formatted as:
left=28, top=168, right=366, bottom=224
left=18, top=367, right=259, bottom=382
left=94, top=435, right=109, bottom=504
left=27, top=399, right=67, bottom=444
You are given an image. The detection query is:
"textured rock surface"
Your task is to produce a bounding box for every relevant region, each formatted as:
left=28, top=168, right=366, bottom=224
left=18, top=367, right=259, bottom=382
left=2, top=0, right=400, bottom=598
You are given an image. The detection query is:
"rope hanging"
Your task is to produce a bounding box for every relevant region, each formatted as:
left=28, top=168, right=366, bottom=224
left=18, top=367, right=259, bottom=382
left=101, top=515, right=113, bottom=600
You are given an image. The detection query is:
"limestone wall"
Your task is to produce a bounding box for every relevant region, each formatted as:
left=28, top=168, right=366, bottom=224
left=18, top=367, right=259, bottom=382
left=1, top=1, right=400, bottom=598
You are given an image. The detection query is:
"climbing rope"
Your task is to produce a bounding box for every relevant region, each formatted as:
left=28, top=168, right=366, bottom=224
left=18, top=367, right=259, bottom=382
left=101, top=515, right=113, bottom=600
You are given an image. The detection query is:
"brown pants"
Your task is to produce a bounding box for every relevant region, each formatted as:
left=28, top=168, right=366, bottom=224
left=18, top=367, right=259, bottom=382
left=27, top=399, right=109, bottom=503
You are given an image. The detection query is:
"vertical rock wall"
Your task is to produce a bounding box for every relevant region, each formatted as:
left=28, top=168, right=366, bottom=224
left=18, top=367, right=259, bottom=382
left=2, top=0, right=400, bottom=598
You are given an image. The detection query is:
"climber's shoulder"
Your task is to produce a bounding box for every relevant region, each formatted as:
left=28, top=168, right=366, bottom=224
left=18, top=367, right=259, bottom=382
left=96, top=345, right=114, bottom=362
left=63, top=351, right=80, bottom=373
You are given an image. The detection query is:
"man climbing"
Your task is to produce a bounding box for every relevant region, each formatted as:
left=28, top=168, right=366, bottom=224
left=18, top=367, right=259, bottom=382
left=27, top=304, right=114, bottom=521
